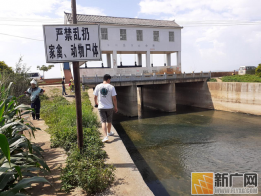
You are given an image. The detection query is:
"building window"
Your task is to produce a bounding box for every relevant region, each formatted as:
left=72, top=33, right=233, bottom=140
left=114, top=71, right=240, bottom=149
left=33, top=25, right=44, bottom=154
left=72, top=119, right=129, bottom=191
left=169, top=31, right=174, bottom=42
left=153, top=31, right=159, bottom=41
left=120, top=29, right=127, bottom=40
left=136, top=30, right=143, bottom=41
left=101, top=28, right=108, bottom=40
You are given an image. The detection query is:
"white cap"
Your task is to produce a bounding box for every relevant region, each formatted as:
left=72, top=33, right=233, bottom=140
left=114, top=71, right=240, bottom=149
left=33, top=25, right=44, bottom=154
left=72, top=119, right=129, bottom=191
left=30, top=79, right=37, bottom=85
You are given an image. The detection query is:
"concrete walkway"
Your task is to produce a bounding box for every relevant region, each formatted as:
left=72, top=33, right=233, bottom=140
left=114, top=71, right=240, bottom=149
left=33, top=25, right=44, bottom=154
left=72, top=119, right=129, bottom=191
left=88, top=89, right=154, bottom=196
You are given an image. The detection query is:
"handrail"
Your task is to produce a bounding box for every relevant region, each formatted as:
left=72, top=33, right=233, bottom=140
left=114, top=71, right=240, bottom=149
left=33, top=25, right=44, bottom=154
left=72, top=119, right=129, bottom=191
left=82, top=72, right=211, bottom=84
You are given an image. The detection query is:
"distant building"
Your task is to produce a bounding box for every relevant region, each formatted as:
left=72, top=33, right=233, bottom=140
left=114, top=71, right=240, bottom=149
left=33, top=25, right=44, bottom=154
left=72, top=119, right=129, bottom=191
left=64, top=12, right=182, bottom=76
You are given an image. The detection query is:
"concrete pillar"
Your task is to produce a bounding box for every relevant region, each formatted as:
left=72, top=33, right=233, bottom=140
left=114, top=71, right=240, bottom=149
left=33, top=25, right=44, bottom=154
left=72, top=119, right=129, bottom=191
left=137, top=87, right=143, bottom=107
left=113, top=51, right=117, bottom=68
left=106, top=53, right=111, bottom=68
left=115, top=85, right=138, bottom=117
left=137, top=87, right=143, bottom=117
left=177, top=51, right=181, bottom=72
left=166, top=53, right=171, bottom=66
left=138, top=54, right=142, bottom=66
left=142, top=83, right=176, bottom=112
left=146, top=51, right=150, bottom=68
left=175, top=81, right=214, bottom=109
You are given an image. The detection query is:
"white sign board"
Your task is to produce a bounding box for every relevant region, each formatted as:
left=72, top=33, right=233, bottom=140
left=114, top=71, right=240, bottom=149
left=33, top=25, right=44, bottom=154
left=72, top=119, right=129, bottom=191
left=43, top=24, right=101, bottom=63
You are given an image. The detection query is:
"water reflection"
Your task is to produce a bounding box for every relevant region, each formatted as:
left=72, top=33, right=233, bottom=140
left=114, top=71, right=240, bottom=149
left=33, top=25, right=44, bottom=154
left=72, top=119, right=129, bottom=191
left=112, top=105, right=261, bottom=196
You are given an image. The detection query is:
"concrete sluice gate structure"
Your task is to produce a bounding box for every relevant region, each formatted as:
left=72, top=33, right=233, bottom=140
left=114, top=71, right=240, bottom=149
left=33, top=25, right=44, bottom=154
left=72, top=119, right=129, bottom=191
left=63, top=13, right=212, bottom=116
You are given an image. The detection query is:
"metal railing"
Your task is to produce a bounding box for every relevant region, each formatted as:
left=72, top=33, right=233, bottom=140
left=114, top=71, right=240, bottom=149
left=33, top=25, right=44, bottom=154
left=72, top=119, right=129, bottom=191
left=82, top=71, right=211, bottom=84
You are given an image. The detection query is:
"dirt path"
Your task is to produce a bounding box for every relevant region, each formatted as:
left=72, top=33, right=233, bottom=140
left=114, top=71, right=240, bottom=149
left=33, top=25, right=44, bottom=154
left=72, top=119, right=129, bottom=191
left=25, top=114, right=85, bottom=195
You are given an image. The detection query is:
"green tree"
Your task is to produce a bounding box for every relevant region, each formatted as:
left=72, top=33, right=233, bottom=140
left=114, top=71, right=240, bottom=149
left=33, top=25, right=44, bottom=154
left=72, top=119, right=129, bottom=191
left=256, top=64, right=261, bottom=77
left=0, top=61, right=13, bottom=74
left=37, top=64, right=54, bottom=79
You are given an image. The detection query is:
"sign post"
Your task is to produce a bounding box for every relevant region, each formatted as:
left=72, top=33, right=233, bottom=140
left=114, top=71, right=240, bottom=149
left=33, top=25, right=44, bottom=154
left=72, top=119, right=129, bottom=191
left=42, top=0, right=101, bottom=151
left=71, top=0, right=83, bottom=150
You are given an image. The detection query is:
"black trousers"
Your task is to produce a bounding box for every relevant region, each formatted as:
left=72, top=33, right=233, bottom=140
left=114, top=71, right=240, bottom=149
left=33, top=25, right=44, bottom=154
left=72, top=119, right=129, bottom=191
left=62, top=85, right=67, bottom=95
left=31, top=99, right=40, bottom=119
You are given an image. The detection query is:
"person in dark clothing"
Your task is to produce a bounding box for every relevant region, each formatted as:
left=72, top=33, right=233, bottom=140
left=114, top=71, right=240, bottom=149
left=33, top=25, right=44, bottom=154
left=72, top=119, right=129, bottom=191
left=62, top=77, right=67, bottom=95
left=25, top=79, right=45, bottom=120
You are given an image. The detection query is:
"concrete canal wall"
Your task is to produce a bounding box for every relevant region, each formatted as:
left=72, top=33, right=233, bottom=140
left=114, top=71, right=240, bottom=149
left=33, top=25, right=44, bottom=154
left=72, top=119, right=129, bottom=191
left=142, top=83, right=176, bottom=112
left=176, top=82, right=261, bottom=116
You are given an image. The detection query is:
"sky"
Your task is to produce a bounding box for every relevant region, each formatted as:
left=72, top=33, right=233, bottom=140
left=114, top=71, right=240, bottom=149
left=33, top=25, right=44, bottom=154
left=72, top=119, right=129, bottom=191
left=0, top=0, right=261, bottom=78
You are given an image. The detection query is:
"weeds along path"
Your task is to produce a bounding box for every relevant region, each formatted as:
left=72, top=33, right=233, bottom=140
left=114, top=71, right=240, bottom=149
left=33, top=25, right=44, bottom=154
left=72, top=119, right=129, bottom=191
left=40, top=84, right=75, bottom=103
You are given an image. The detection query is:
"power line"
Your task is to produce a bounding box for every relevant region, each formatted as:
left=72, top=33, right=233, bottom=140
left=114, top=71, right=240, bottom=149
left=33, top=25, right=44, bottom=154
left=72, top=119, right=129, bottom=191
left=0, top=22, right=261, bottom=28
left=182, top=23, right=261, bottom=27
left=175, top=20, right=261, bottom=27
left=0, top=17, right=62, bottom=22
left=0, top=32, right=43, bottom=41
left=0, top=17, right=261, bottom=26
left=0, top=24, right=42, bottom=27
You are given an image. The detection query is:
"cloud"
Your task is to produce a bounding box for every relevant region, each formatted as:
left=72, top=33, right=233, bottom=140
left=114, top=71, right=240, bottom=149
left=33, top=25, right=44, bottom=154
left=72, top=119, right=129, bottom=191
left=139, top=0, right=261, bottom=20
left=0, top=0, right=104, bottom=18
left=55, top=1, right=104, bottom=17
left=0, top=0, right=59, bottom=17
left=138, top=0, right=261, bottom=72
left=0, top=0, right=104, bottom=78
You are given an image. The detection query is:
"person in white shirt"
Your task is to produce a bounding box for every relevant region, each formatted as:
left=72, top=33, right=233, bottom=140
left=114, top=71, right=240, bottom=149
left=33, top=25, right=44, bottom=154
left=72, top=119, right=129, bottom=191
left=93, top=74, right=118, bottom=142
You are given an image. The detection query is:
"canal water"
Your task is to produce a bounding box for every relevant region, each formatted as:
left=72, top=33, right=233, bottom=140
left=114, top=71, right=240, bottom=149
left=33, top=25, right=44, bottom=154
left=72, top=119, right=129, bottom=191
left=112, top=105, right=261, bottom=196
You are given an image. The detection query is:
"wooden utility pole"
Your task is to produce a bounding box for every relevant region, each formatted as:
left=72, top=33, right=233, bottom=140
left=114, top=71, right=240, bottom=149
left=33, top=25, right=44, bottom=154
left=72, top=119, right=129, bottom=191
left=71, top=0, right=83, bottom=150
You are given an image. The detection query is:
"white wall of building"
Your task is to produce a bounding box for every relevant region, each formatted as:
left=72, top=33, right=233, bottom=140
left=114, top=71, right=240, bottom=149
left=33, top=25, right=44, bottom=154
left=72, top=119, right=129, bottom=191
left=93, top=24, right=181, bottom=53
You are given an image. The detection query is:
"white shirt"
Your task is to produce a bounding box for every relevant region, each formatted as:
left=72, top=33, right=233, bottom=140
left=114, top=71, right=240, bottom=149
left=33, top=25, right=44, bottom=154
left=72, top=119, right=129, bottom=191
left=93, top=83, right=117, bottom=109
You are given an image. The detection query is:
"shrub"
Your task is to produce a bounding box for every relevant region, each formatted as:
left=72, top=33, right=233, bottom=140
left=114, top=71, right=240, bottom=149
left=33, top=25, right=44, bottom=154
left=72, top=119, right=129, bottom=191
left=61, top=147, right=115, bottom=194
left=40, top=93, right=49, bottom=101
left=41, top=91, right=115, bottom=194
left=255, top=64, right=261, bottom=77
left=221, top=75, right=261, bottom=82
left=0, top=73, right=31, bottom=105
left=207, top=78, right=217, bottom=82
left=0, top=57, right=32, bottom=105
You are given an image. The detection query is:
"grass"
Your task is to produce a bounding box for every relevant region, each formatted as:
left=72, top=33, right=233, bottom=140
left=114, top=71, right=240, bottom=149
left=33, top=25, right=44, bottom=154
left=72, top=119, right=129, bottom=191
left=38, top=81, right=62, bottom=85
left=41, top=92, right=115, bottom=194
left=40, top=93, right=49, bottom=101
left=221, top=74, right=261, bottom=82
left=50, top=87, right=60, bottom=93
left=207, top=78, right=217, bottom=82
left=47, top=87, right=62, bottom=97
left=38, top=81, right=46, bottom=84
